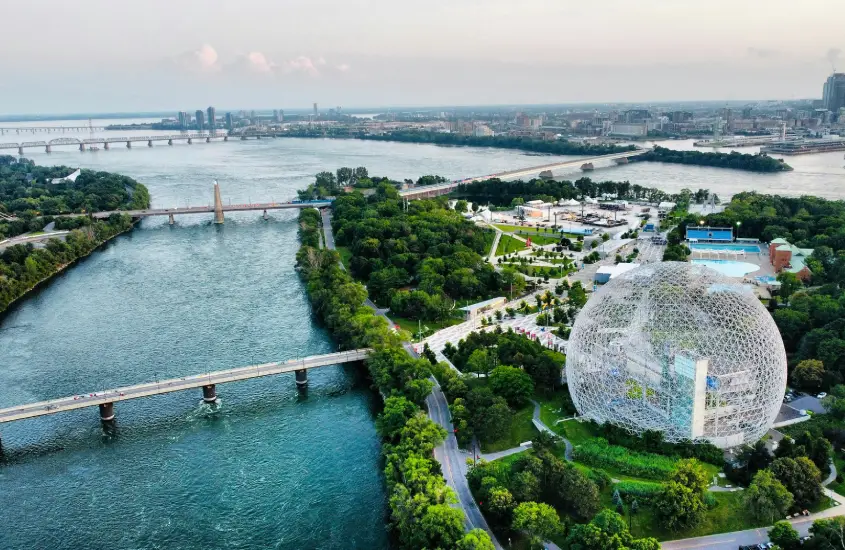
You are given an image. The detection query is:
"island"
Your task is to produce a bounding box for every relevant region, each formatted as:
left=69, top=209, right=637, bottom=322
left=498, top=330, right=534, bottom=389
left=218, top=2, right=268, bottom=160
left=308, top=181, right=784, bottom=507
left=0, top=155, right=150, bottom=313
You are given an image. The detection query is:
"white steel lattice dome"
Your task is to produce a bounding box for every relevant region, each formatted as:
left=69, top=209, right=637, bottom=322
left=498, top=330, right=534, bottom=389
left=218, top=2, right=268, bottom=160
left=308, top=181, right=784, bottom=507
left=566, top=262, right=787, bottom=448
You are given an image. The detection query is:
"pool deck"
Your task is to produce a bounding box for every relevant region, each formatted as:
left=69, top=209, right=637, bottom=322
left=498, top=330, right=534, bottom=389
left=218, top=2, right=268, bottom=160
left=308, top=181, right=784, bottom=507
left=687, top=242, right=778, bottom=298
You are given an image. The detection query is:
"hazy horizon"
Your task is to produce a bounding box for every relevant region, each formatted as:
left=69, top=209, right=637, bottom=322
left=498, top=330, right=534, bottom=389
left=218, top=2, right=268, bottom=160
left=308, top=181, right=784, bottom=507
left=1, top=0, right=843, bottom=114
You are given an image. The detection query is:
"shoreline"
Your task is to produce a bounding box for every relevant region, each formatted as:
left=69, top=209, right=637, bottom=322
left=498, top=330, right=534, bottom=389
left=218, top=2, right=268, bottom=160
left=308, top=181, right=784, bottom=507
left=0, top=219, right=139, bottom=321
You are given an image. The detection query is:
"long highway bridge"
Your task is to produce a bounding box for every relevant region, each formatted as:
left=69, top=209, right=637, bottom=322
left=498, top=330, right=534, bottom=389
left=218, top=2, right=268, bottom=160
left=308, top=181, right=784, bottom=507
left=0, top=132, right=237, bottom=154
left=399, top=148, right=651, bottom=199
left=0, top=349, right=370, bottom=439
left=0, top=125, right=109, bottom=134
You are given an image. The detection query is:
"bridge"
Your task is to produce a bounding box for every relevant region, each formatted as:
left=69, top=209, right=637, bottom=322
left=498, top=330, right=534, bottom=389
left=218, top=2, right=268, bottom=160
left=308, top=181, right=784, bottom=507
left=0, top=125, right=108, bottom=134
left=0, top=133, right=230, bottom=155
left=398, top=148, right=651, bottom=199
left=0, top=349, right=370, bottom=436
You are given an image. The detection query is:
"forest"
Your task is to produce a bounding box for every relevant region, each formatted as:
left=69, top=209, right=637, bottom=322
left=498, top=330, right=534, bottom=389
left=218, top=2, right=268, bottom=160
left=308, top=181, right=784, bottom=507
left=454, top=175, right=715, bottom=208
left=330, top=183, right=511, bottom=312
left=0, top=155, right=150, bottom=240
left=631, top=145, right=792, bottom=172
left=0, top=214, right=135, bottom=313
left=357, top=131, right=637, bottom=156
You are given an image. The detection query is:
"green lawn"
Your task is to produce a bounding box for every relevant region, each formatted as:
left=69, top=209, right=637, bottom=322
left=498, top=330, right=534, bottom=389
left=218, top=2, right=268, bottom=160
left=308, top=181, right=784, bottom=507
left=495, top=234, right=528, bottom=256
left=482, top=227, right=497, bottom=258
left=521, top=233, right=560, bottom=246
left=480, top=402, right=538, bottom=453
left=335, top=246, right=353, bottom=271
left=389, top=314, right=463, bottom=341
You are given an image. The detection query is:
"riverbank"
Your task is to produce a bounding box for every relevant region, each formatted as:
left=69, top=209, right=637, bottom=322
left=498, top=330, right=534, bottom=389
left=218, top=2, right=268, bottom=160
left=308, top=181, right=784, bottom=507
left=0, top=215, right=136, bottom=315
left=296, top=207, right=497, bottom=549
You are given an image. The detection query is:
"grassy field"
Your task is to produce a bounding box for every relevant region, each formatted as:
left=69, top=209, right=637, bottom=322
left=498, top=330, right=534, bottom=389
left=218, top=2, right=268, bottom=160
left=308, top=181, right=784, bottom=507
left=521, top=233, right=560, bottom=246
left=335, top=246, right=353, bottom=271
left=480, top=402, right=538, bottom=453
left=495, top=234, right=528, bottom=256
left=390, top=314, right=463, bottom=340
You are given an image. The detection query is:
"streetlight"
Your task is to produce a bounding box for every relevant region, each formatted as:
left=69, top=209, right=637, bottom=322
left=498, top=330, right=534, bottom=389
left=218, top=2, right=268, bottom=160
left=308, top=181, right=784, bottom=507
left=736, top=221, right=742, bottom=240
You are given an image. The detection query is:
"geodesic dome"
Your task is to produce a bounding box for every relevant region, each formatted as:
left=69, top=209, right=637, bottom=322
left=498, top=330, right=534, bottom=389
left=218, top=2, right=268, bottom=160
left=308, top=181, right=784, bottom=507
left=566, top=262, right=786, bottom=448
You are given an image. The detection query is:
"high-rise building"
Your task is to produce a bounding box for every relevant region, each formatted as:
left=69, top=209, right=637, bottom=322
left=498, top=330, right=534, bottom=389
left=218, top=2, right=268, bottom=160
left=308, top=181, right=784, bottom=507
left=225, top=112, right=234, bottom=130
left=278, top=109, right=284, bottom=123
left=177, top=111, right=190, bottom=130
left=207, top=106, right=217, bottom=132
left=313, top=103, right=318, bottom=116
left=195, top=109, right=205, bottom=131
left=273, top=109, right=280, bottom=122
left=823, top=73, right=845, bottom=112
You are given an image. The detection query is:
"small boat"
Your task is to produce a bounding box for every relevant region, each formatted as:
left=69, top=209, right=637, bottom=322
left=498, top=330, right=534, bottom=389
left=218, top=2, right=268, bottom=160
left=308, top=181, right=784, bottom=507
left=613, top=157, right=629, bottom=165
left=580, top=163, right=594, bottom=171
left=88, top=146, right=100, bottom=151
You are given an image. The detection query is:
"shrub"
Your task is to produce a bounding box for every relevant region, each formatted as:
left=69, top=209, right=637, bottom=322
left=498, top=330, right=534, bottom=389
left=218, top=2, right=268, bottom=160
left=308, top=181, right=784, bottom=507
left=613, top=480, right=663, bottom=502
left=572, top=439, right=678, bottom=480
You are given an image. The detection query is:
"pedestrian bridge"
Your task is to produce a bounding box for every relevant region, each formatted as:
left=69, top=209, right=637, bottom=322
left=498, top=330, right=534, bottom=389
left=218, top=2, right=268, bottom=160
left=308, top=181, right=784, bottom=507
left=0, top=349, right=371, bottom=427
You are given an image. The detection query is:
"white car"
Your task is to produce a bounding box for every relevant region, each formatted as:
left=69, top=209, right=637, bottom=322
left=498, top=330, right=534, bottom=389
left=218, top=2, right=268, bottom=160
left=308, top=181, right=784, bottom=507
left=818, top=392, right=828, bottom=399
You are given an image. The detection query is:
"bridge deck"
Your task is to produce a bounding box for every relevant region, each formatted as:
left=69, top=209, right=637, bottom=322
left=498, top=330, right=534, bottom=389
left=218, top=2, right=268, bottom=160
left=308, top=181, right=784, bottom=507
left=89, top=201, right=333, bottom=219
left=0, top=349, right=371, bottom=423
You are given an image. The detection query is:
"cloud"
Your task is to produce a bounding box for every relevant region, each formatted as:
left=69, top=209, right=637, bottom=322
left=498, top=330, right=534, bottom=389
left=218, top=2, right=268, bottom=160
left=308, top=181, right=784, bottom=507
left=336, top=63, right=351, bottom=73
left=246, top=51, right=276, bottom=73
left=285, top=55, right=320, bottom=76
left=171, top=43, right=221, bottom=72
left=317, top=57, right=327, bottom=66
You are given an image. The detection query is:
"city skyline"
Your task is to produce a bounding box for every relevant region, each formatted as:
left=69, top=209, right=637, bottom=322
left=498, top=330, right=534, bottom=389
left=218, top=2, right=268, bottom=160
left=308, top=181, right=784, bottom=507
left=0, top=0, right=843, bottom=113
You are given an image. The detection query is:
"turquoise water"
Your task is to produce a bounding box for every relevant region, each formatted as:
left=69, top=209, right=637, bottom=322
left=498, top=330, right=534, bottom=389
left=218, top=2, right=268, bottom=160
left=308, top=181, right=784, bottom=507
left=689, top=242, right=762, bottom=253
left=1, top=135, right=591, bottom=550
left=692, top=259, right=760, bottom=277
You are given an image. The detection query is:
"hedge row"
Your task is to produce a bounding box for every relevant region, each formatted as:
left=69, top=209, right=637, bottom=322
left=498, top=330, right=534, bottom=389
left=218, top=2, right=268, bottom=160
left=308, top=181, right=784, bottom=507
left=572, top=438, right=678, bottom=480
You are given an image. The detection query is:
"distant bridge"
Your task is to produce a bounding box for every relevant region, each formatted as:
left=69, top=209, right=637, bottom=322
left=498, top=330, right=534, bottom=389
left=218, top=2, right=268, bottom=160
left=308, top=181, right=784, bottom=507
left=0, top=125, right=108, bottom=134
left=398, top=149, right=651, bottom=199
left=0, top=349, right=371, bottom=431
left=0, top=133, right=232, bottom=155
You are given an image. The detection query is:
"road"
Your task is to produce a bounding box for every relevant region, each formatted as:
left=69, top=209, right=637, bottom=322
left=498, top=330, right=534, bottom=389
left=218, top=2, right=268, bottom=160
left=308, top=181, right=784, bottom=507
left=0, top=230, right=70, bottom=251
left=0, top=349, right=370, bottom=423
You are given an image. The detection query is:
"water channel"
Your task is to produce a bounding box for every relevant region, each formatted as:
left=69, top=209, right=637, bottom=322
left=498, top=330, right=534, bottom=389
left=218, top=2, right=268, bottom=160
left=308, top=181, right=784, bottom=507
left=0, top=120, right=843, bottom=549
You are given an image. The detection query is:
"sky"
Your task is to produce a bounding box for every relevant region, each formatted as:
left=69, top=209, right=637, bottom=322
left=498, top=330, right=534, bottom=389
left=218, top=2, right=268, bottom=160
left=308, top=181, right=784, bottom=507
left=1, top=0, right=843, bottom=114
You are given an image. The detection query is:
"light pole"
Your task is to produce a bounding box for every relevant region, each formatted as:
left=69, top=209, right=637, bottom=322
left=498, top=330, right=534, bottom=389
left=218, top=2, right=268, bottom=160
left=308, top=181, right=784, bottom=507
left=736, top=221, right=742, bottom=241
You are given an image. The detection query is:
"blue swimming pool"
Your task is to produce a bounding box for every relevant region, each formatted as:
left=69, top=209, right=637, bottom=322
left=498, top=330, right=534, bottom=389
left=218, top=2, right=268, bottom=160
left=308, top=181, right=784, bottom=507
left=692, top=259, right=760, bottom=277
left=688, top=242, right=762, bottom=253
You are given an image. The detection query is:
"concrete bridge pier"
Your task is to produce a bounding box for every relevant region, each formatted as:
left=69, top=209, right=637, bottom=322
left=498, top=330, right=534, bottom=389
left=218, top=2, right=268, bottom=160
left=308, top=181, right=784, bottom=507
left=103, top=142, right=110, bottom=150
left=168, top=213, right=175, bottom=225
left=187, top=138, right=193, bottom=145
left=45, top=145, right=51, bottom=153
left=263, top=209, right=269, bottom=221
left=168, top=139, right=173, bottom=146
left=18, top=146, right=23, bottom=155
left=295, top=369, right=308, bottom=387
left=147, top=140, right=153, bottom=148
left=126, top=141, right=132, bottom=149
left=223, top=136, right=229, bottom=142
left=206, top=137, right=211, bottom=143
left=99, top=402, right=115, bottom=421
left=202, top=384, right=218, bottom=403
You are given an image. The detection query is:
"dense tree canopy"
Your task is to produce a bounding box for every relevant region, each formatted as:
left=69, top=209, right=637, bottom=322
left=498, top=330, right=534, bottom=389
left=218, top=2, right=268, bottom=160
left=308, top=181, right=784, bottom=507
left=0, top=156, right=149, bottom=240
left=631, top=145, right=791, bottom=172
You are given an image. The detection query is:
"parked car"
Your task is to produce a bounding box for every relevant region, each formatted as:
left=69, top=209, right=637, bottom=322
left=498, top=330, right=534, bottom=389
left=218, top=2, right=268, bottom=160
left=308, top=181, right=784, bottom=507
left=817, top=392, right=828, bottom=399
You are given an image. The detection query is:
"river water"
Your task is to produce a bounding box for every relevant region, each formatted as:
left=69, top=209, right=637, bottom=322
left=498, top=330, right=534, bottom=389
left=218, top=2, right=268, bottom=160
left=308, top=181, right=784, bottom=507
left=0, top=121, right=844, bottom=549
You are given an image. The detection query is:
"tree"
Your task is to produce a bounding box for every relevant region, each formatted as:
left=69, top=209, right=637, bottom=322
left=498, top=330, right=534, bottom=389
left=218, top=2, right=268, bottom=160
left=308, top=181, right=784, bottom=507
left=489, top=365, right=534, bottom=406
left=744, top=469, right=794, bottom=524
left=792, top=359, right=826, bottom=393
left=654, top=481, right=706, bottom=531
left=568, top=281, right=588, bottom=308
left=510, top=471, right=541, bottom=502
left=467, top=349, right=492, bottom=377
left=456, top=529, right=496, bottom=550
left=376, top=396, right=419, bottom=441
left=672, top=459, right=710, bottom=495
left=484, top=486, right=516, bottom=523
left=770, top=456, right=823, bottom=509
left=565, top=509, right=660, bottom=550
left=777, top=271, right=803, bottom=301
left=810, top=516, right=845, bottom=550
left=768, top=520, right=800, bottom=550
left=417, top=503, right=466, bottom=549
left=422, top=342, right=437, bottom=365
left=512, top=501, right=562, bottom=546
left=455, top=200, right=468, bottom=213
